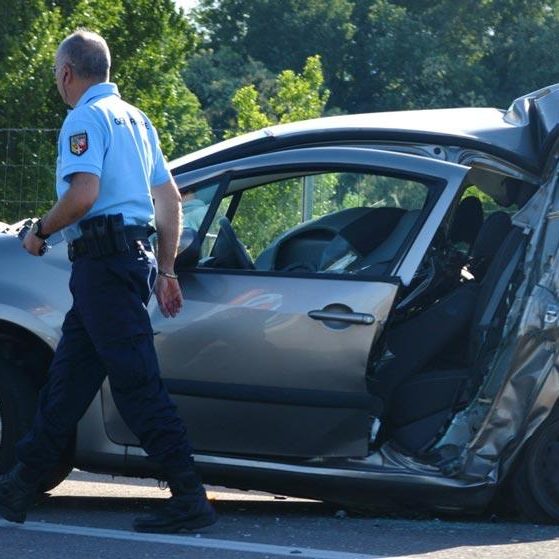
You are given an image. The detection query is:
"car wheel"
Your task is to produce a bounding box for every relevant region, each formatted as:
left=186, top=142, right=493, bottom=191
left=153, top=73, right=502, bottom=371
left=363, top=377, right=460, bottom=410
left=0, top=357, right=72, bottom=491
left=511, top=410, right=559, bottom=523
left=0, top=357, right=37, bottom=472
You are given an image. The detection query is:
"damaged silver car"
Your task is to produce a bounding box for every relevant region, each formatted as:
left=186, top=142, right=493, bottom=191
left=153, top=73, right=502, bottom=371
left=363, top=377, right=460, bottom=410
left=2, top=84, right=559, bottom=522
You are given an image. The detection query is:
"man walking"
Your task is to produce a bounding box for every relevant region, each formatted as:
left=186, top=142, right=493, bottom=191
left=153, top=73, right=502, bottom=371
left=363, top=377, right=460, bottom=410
left=0, top=29, right=216, bottom=533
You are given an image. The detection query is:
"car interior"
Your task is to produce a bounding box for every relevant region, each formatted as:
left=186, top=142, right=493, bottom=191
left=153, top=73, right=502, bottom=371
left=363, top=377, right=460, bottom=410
left=369, top=177, right=538, bottom=455
left=181, top=169, right=431, bottom=275
left=177, top=166, right=538, bottom=458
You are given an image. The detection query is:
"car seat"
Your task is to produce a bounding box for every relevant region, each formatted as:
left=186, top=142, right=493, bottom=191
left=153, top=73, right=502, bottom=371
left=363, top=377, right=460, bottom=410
left=387, top=224, right=527, bottom=452
left=449, top=195, right=484, bottom=248
left=344, top=210, right=421, bottom=275
left=367, top=211, right=516, bottom=438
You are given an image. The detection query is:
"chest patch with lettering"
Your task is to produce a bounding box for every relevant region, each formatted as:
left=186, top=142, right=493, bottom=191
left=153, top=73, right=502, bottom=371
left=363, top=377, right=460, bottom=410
left=69, top=132, right=88, bottom=156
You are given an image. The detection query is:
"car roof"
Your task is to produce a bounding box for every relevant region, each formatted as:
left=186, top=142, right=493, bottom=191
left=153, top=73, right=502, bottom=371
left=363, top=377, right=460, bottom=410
left=171, top=83, right=559, bottom=177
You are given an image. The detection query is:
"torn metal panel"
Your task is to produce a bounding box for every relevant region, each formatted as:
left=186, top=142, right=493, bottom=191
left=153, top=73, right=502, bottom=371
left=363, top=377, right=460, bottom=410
left=431, top=168, right=559, bottom=484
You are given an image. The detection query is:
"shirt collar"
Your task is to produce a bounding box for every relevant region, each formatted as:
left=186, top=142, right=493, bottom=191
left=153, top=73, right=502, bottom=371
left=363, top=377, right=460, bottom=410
left=75, top=82, right=120, bottom=108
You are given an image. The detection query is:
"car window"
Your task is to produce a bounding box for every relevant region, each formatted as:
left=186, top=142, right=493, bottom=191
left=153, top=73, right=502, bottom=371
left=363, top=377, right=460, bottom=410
left=200, top=195, right=232, bottom=257
left=201, top=170, right=429, bottom=275
left=177, top=181, right=233, bottom=257
left=236, top=172, right=426, bottom=255
left=180, top=181, right=219, bottom=233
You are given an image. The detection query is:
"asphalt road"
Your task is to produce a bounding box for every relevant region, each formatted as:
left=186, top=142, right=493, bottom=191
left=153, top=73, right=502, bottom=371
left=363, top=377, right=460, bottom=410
left=0, top=471, right=559, bottom=559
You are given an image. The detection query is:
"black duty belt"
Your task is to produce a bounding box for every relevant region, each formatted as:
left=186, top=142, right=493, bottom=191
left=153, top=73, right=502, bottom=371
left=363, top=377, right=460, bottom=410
left=68, top=225, right=152, bottom=261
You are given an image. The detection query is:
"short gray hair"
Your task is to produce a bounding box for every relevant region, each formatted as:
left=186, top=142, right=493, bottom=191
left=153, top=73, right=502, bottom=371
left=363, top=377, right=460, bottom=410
left=58, top=29, right=111, bottom=81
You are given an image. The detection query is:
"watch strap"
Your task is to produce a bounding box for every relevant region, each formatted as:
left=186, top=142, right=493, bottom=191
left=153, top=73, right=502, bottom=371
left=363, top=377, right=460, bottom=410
left=34, top=219, right=50, bottom=240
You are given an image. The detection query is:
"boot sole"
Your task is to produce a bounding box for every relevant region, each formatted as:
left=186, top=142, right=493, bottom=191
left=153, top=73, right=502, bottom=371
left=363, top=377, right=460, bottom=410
left=0, top=502, right=26, bottom=524
left=134, top=511, right=217, bottom=534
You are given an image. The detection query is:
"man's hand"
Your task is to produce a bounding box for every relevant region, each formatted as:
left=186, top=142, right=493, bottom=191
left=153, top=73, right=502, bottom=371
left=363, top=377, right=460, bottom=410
left=22, top=229, right=47, bottom=256
left=155, top=276, right=183, bottom=318
left=20, top=172, right=99, bottom=258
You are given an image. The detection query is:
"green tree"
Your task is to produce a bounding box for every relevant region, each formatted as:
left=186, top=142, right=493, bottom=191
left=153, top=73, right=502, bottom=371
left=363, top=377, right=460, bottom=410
left=226, top=54, right=329, bottom=137
left=480, top=0, right=559, bottom=107
left=183, top=46, right=275, bottom=137
left=227, top=85, right=270, bottom=136
left=193, top=0, right=559, bottom=116
left=337, top=0, right=493, bottom=112
left=195, top=0, right=354, bottom=77
left=193, top=0, right=353, bottom=126
left=0, top=5, right=66, bottom=220
left=0, top=0, right=45, bottom=70
left=0, top=0, right=211, bottom=222
left=224, top=55, right=331, bottom=254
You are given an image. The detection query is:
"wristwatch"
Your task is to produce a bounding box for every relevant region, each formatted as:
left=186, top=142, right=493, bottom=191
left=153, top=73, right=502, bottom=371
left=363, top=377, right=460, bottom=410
left=31, top=219, right=50, bottom=240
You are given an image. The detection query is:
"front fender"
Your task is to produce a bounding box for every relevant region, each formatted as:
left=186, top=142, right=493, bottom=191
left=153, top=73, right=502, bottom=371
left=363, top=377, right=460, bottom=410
left=0, top=303, right=63, bottom=350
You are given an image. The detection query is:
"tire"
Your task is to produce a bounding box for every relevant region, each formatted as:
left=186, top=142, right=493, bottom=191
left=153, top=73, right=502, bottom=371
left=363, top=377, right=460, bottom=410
left=511, top=410, right=559, bottom=523
left=0, top=357, right=37, bottom=472
left=0, top=357, right=72, bottom=491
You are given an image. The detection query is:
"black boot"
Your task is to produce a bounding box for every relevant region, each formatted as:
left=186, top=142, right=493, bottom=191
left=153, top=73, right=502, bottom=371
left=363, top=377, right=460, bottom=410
left=0, top=464, right=39, bottom=523
left=133, top=472, right=217, bottom=533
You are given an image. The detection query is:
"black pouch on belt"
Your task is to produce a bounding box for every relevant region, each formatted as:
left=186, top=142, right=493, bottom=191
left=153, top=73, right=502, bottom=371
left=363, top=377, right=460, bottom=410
left=80, top=215, right=111, bottom=257
left=108, top=213, right=129, bottom=253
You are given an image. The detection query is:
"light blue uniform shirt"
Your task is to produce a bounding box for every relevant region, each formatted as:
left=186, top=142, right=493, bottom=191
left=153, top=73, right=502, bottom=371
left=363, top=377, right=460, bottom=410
left=56, top=82, right=172, bottom=241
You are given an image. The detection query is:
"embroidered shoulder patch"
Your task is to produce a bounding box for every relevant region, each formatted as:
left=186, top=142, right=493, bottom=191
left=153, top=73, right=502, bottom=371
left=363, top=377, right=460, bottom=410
left=69, top=132, right=88, bottom=156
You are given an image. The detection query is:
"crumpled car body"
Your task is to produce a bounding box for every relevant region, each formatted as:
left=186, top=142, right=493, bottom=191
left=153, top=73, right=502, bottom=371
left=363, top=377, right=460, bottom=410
left=3, top=83, right=559, bottom=520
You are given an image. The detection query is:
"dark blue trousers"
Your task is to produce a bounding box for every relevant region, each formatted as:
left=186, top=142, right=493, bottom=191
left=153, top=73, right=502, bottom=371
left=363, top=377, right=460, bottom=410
left=16, top=242, right=193, bottom=477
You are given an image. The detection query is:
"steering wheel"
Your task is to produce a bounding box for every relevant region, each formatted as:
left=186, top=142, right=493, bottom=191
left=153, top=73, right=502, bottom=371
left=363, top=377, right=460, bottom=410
left=217, top=217, right=255, bottom=269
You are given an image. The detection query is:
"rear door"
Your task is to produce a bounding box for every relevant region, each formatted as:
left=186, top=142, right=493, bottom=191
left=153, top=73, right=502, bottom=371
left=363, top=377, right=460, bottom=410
left=103, top=147, right=469, bottom=458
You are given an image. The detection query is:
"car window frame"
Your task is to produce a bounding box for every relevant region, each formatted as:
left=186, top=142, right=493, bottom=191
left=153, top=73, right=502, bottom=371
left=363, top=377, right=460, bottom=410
left=172, top=146, right=470, bottom=285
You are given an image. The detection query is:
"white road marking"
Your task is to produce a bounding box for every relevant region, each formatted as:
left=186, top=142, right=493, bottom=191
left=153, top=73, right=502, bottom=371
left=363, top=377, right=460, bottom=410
left=0, top=519, right=409, bottom=559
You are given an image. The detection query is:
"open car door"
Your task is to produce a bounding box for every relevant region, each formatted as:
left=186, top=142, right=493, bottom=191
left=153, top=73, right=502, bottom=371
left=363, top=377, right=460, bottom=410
left=103, top=147, right=469, bottom=459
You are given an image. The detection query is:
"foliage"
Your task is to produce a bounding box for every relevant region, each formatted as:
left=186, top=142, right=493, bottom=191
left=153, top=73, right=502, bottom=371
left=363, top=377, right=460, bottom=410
left=227, top=85, right=270, bottom=137
left=0, top=0, right=212, bottom=222
left=220, top=55, right=426, bottom=259
left=5, top=0, right=559, bottom=224
left=193, top=0, right=353, bottom=130
left=233, top=179, right=302, bottom=257
left=225, top=55, right=329, bottom=137
left=340, top=0, right=491, bottom=112
left=0, top=0, right=45, bottom=71
left=194, top=0, right=559, bottom=115
left=270, top=55, right=330, bottom=124
left=221, top=55, right=330, bottom=254
left=0, top=0, right=212, bottom=155
left=194, top=0, right=355, bottom=79
left=480, top=1, right=559, bottom=107
left=191, top=0, right=559, bottom=231
left=183, top=46, right=275, bottom=136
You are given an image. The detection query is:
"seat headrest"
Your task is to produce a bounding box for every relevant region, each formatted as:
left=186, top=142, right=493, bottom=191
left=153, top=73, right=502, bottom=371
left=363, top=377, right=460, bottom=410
left=469, top=211, right=512, bottom=279
left=450, top=196, right=484, bottom=245
left=504, top=178, right=539, bottom=208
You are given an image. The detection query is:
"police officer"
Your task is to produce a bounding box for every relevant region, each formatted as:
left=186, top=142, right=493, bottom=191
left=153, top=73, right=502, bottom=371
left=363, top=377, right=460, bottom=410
left=0, top=29, right=216, bottom=533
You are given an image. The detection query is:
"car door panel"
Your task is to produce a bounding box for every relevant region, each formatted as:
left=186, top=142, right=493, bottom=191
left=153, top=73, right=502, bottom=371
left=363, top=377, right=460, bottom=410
left=100, top=147, right=469, bottom=458
left=157, top=275, right=396, bottom=392
left=103, top=274, right=398, bottom=457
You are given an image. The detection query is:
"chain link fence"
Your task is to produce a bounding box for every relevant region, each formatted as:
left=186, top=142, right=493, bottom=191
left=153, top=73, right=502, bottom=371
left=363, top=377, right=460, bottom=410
left=0, top=129, right=58, bottom=224
left=0, top=127, right=226, bottom=224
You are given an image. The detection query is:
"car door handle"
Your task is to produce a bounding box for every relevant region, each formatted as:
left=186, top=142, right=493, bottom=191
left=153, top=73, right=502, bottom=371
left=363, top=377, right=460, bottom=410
left=308, top=309, right=375, bottom=325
